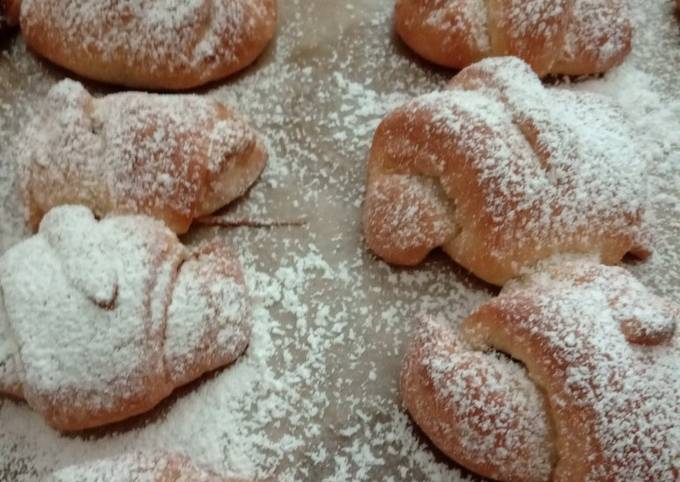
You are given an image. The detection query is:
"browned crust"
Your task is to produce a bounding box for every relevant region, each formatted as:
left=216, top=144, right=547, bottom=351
left=487, top=0, right=570, bottom=76
left=164, top=240, right=251, bottom=389
left=402, top=263, right=679, bottom=482
left=0, top=213, right=250, bottom=432
left=401, top=319, right=555, bottom=482
left=552, top=0, right=632, bottom=75
left=19, top=0, right=277, bottom=90
left=362, top=59, right=648, bottom=286
left=394, top=0, right=490, bottom=69
left=2, top=0, right=20, bottom=25
left=21, top=84, right=267, bottom=235
left=394, top=0, right=631, bottom=76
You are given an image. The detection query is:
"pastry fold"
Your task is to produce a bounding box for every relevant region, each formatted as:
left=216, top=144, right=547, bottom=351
left=363, top=57, right=649, bottom=285
left=21, top=80, right=267, bottom=234
left=395, top=0, right=632, bottom=76
left=402, top=261, right=679, bottom=482
left=16, top=0, right=277, bottom=89
left=0, top=206, right=251, bottom=431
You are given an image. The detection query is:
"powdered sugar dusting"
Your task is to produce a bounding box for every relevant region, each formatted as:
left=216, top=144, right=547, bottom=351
left=402, top=0, right=631, bottom=73
left=561, top=0, right=632, bottom=66
left=406, top=317, right=554, bottom=481
left=1, top=207, right=179, bottom=407
left=20, top=0, right=270, bottom=75
left=501, top=0, right=566, bottom=38
left=424, top=0, right=490, bottom=51
left=47, top=452, right=225, bottom=482
left=366, top=56, right=648, bottom=282
left=0, top=206, right=250, bottom=430
left=20, top=79, right=260, bottom=232
left=444, top=58, right=644, bottom=239
left=164, top=250, right=250, bottom=386
left=0, top=286, right=21, bottom=395
left=0, top=0, right=679, bottom=480
left=478, top=262, right=680, bottom=480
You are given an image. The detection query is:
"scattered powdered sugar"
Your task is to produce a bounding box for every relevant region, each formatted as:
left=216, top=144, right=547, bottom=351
left=20, top=0, right=267, bottom=72
left=0, top=0, right=679, bottom=480
left=473, top=261, right=680, bottom=480
left=0, top=205, right=250, bottom=430
left=404, top=0, right=630, bottom=72
left=46, top=452, right=225, bottom=482
left=20, top=78, right=259, bottom=232
left=405, top=317, right=554, bottom=481
left=366, top=56, right=648, bottom=282
left=423, top=0, right=491, bottom=52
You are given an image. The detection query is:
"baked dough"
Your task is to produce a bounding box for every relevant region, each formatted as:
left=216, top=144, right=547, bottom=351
left=395, top=0, right=632, bottom=76
left=0, top=206, right=251, bottom=431
left=17, top=0, right=277, bottom=90
left=0, top=0, right=19, bottom=30
left=1, top=1, right=18, bottom=22
left=363, top=57, right=649, bottom=286
left=21, top=79, right=267, bottom=234
left=47, top=452, right=248, bottom=482
left=402, top=260, right=679, bottom=482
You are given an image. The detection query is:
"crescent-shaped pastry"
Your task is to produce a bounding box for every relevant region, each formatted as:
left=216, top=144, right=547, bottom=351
left=363, top=57, right=649, bottom=285
left=0, top=205, right=251, bottom=431
left=21, top=80, right=267, bottom=234
left=395, top=0, right=632, bottom=76
left=402, top=261, right=679, bottom=481
left=15, top=0, right=277, bottom=90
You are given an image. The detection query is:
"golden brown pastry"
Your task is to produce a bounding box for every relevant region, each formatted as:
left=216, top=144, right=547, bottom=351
left=363, top=57, right=649, bottom=286
left=0, top=206, right=251, bottom=431
left=395, top=0, right=632, bottom=76
left=3, top=0, right=18, bottom=22
left=47, top=452, right=248, bottom=482
left=16, top=0, right=277, bottom=90
left=402, top=260, right=679, bottom=482
left=21, top=79, right=267, bottom=234
left=0, top=0, right=19, bottom=30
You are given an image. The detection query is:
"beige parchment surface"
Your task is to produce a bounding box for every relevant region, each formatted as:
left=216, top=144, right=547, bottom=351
left=0, top=1, right=679, bottom=481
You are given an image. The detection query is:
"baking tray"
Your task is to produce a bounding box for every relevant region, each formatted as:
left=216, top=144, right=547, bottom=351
left=1, top=0, right=679, bottom=480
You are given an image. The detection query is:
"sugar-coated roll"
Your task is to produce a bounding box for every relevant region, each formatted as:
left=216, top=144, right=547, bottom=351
left=395, top=0, right=632, bottom=76
left=21, top=80, right=267, bottom=234
left=16, top=0, right=277, bottom=90
left=402, top=260, right=679, bottom=482
left=0, top=206, right=251, bottom=431
left=363, top=57, right=650, bottom=285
